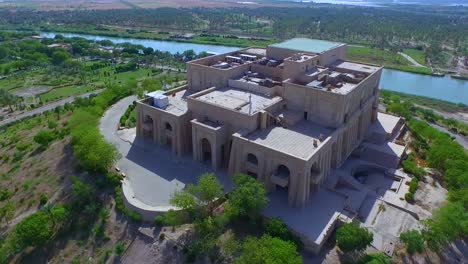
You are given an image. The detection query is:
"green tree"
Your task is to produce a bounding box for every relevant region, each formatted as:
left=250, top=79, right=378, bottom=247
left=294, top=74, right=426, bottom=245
left=188, top=173, right=223, bottom=206
left=14, top=211, right=53, bottom=248
left=0, top=202, right=15, bottom=225
left=0, top=89, right=18, bottom=112
left=336, top=223, right=373, bottom=253
left=170, top=173, right=222, bottom=216
left=33, top=130, right=55, bottom=150
left=225, top=173, right=268, bottom=221
left=235, top=235, right=302, bottom=264
left=71, top=176, right=93, bottom=205
left=400, top=230, right=424, bottom=254
left=422, top=202, right=468, bottom=250
left=51, top=49, right=71, bottom=65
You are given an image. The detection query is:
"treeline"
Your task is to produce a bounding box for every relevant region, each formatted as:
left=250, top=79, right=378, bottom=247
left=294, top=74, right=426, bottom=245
left=68, top=83, right=134, bottom=172
left=385, top=99, right=468, bottom=252
left=0, top=6, right=466, bottom=54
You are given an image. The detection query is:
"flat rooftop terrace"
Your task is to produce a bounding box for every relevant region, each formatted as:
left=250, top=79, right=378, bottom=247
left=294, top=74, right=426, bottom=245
left=369, top=112, right=403, bottom=136
left=243, top=120, right=333, bottom=159
left=331, top=60, right=381, bottom=74
left=269, top=38, right=343, bottom=54
left=195, top=87, right=282, bottom=115
left=143, top=89, right=193, bottom=116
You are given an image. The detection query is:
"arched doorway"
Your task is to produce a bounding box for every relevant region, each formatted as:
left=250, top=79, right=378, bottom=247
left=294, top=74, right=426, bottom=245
left=247, top=153, right=258, bottom=165
left=331, top=142, right=338, bottom=168
left=142, top=115, right=154, bottom=138
left=277, top=164, right=290, bottom=178
left=201, top=138, right=212, bottom=165
left=274, top=164, right=290, bottom=193
left=165, top=122, right=173, bottom=131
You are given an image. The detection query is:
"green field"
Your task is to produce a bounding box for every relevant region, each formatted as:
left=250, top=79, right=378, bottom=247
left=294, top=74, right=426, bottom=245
left=347, top=46, right=432, bottom=75
left=403, top=48, right=427, bottom=66
left=39, top=85, right=95, bottom=102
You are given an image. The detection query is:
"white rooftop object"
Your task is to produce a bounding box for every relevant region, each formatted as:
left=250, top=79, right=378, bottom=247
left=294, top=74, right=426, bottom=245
left=146, top=91, right=169, bottom=109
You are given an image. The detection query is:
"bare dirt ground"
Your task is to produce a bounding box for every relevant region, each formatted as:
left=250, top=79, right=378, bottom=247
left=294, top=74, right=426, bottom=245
left=12, top=85, right=51, bottom=97
left=0, top=0, right=299, bottom=10
left=121, top=224, right=193, bottom=264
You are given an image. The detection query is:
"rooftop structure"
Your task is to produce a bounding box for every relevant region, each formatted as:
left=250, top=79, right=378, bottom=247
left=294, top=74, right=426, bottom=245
left=135, top=38, right=403, bottom=254
left=244, top=120, right=332, bottom=159
left=270, top=38, right=344, bottom=54
left=193, top=86, right=281, bottom=115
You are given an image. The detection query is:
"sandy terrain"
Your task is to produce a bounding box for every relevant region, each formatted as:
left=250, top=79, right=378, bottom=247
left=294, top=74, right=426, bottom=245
left=0, top=0, right=299, bottom=10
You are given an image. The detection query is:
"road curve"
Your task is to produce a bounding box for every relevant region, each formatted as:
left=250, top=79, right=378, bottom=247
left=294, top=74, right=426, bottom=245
left=398, top=52, right=426, bottom=68
left=0, top=89, right=104, bottom=127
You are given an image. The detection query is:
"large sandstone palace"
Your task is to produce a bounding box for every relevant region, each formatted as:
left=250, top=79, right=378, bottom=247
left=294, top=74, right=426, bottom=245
left=136, top=38, right=400, bottom=209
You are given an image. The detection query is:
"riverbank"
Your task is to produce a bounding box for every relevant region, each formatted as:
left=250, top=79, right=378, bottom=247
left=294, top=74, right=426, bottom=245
left=1, top=25, right=437, bottom=76
left=380, top=90, right=467, bottom=114
left=5, top=25, right=276, bottom=48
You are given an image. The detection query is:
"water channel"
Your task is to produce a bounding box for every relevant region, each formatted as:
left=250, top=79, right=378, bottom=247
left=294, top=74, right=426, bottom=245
left=40, top=32, right=468, bottom=104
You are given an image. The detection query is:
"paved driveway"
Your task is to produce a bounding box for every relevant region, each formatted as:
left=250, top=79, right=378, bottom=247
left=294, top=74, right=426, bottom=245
left=99, top=96, right=232, bottom=211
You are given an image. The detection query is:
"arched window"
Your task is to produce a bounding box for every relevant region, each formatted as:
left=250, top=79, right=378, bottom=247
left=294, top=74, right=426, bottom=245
left=310, top=163, right=321, bottom=177
left=247, top=153, right=258, bottom=165
left=276, top=164, right=290, bottom=178
left=201, top=138, right=212, bottom=163
left=165, top=122, right=172, bottom=131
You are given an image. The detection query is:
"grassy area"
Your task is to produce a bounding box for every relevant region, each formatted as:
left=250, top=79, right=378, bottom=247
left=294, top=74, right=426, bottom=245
left=39, top=85, right=95, bottom=102
left=347, top=46, right=432, bottom=75
left=381, top=89, right=468, bottom=113
left=403, top=48, right=427, bottom=65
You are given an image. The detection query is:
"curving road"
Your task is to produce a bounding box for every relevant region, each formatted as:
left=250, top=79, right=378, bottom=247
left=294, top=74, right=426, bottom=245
left=0, top=89, right=103, bottom=127
left=398, top=52, right=426, bottom=68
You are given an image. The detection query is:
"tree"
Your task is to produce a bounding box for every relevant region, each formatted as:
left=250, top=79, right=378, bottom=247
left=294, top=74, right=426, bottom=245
left=170, top=173, right=222, bottom=216
left=225, top=173, right=268, bottom=221
left=187, top=173, right=223, bottom=205
left=235, top=235, right=302, bottom=264
left=14, top=211, right=53, bottom=248
left=71, top=176, right=93, bottom=205
left=422, top=202, right=468, bottom=250
left=265, top=218, right=303, bottom=249
left=336, top=223, right=373, bottom=253
left=400, top=230, right=424, bottom=254
left=0, top=202, right=15, bottom=225
left=51, top=49, right=71, bottom=65
left=33, top=130, right=55, bottom=150
left=0, top=89, right=18, bottom=112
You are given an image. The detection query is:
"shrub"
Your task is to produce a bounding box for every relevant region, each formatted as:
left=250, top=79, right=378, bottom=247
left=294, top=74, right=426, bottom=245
left=336, top=223, right=373, bottom=253
left=39, top=194, right=48, bottom=206
left=409, top=178, right=419, bottom=193
left=154, top=215, right=164, bottom=226
left=33, top=130, right=55, bottom=150
left=114, top=242, right=125, bottom=255
left=400, top=230, right=424, bottom=254
left=405, top=192, right=414, bottom=202
left=358, top=253, right=390, bottom=264
left=265, top=218, right=303, bottom=250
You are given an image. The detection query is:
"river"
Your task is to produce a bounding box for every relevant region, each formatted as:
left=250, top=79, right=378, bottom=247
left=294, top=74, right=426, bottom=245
left=40, top=32, right=468, bottom=105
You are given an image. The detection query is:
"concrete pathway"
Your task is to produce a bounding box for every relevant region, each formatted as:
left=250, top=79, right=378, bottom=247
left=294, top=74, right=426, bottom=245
left=0, top=89, right=103, bottom=127
left=99, top=96, right=232, bottom=219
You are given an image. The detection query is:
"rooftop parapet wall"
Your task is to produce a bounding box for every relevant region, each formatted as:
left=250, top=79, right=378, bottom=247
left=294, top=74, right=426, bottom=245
left=228, top=79, right=282, bottom=97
